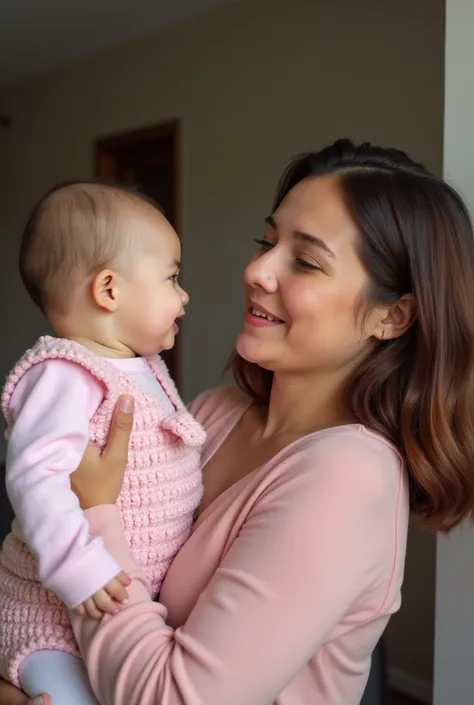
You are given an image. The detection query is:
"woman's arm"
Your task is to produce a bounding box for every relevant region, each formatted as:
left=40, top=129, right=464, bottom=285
left=72, top=432, right=405, bottom=705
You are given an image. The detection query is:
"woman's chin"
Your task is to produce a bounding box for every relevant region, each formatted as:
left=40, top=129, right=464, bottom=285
left=236, top=332, right=270, bottom=365
left=234, top=334, right=253, bottom=362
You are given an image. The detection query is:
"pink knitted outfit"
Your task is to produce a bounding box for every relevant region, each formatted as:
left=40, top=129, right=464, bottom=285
left=0, top=336, right=205, bottom=686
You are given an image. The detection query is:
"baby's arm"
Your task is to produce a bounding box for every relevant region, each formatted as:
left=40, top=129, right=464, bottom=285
left=5, top=359, right=125, bottom=610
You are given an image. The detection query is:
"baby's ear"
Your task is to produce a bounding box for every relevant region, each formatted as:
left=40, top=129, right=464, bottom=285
left=91, top=269, right=120, bottom=312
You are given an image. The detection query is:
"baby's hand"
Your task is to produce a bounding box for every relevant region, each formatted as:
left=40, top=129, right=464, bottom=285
left=74, top=571, right=131, bottom=619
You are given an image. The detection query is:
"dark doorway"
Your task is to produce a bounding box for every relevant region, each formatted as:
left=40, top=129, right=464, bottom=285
left=96, top=120, right=182, bottom=387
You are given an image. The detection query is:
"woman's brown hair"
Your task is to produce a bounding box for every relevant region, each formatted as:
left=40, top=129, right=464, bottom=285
left=231, top=139, right=474, bottom=532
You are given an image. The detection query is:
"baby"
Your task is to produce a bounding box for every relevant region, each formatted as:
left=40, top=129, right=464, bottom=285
left=0, top=182, right=205, bottom=703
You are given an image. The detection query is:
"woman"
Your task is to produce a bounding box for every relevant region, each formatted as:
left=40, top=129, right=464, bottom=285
left=2, top=138, right=474, bottom=705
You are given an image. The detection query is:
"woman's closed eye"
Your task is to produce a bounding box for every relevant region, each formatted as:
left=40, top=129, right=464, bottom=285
left=295, top=258, right=322, bottom=272
left=254, top=237, right=274, bottom=251
left=253, top=238, right=322, bottom=272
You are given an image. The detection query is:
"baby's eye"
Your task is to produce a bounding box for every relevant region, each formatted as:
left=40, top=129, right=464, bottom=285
left=170, top=273, right=179, bottom=283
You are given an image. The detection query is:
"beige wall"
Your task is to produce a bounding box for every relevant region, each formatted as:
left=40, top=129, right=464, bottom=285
left=0, top=0, right=442, bottom=691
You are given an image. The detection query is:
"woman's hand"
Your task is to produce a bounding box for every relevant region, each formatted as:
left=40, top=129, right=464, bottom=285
left=0, top=677, right=50, bottom=704
left=71, top=395, right=134, bottom=509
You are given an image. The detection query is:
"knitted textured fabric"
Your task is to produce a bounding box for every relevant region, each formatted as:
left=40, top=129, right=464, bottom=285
left=0, top=336, right=205, bottom=685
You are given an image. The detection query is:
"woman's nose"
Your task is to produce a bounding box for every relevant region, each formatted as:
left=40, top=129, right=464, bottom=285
left=244, top=252, right=278, bottom=293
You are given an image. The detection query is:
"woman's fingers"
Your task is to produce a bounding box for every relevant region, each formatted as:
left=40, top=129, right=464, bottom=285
left=28, top=697, right=51, bottom=705
left=102, top=395, right=134, bottom=469
left=70, top=395, right=135, bottom=507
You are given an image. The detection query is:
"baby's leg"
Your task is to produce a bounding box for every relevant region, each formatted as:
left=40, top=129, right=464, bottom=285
left=19, top=650, right=99, bottom=705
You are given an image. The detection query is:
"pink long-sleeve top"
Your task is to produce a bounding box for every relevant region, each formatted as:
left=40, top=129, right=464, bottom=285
left=72, top=386, right=410, bottom=705
left=4, top=356, right=173, bottom=608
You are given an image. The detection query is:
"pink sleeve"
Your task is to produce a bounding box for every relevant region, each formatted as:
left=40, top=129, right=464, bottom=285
left=5, top=359, right=121, bottom=607
left=71, top=433, right=404, bottom=705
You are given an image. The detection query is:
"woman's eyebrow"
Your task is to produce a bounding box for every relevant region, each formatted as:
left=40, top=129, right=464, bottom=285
left=265, top=215, right=335, bottom=258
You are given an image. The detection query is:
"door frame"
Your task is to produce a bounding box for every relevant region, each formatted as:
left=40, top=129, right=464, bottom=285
left=94, top=120, right=183, bottom=387
left=95, top=119, right=182, bottom=232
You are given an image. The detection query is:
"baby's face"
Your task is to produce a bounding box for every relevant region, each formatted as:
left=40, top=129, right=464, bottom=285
left=118, top=208, right=188, bottom=357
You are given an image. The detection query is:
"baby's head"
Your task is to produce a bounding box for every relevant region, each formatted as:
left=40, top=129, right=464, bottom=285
left=19, top=181, right=188, bottom=356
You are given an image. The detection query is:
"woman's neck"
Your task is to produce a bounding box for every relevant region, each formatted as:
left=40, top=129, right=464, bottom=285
left=261, top=370, right=353, bottom=440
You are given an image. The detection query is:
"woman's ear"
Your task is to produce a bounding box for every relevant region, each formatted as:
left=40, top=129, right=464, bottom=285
left=91, top=269, right=120, bottom=312
left=372, top=294, right=417, bottom=342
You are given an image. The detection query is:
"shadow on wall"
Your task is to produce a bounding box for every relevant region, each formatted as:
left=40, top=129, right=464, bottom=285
left=360, top=639, right=387, bottom=705
left=0, top=464, right=14, bottom=540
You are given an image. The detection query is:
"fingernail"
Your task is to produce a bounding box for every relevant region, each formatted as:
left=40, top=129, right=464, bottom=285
left=120, top=396, right=134, bottom=413
left=32, top=697, right=44, bottom=705
left=121, top=598, right=129, bottom=604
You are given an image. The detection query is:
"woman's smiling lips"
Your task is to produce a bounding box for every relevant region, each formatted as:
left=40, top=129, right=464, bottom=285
left=245, top=301, right=285, bottom=327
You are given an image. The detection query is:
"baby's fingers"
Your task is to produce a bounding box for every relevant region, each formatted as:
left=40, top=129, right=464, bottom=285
left=92, top=589, right=119, bottom=615
left=105, top=577, right=128, bottom=604
left=116, top=570, right=131, bottom=587
left=82, top=595, right=107, bottom=619
left=84, top=597, right=104, bottom=619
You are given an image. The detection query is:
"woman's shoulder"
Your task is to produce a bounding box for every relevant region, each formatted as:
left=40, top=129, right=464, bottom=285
left=307, top=424, right=404, bottom=469
left=273, top=424, right=406, bottom=508
left=188, top=385, right=251, bottom=426
left=265, top=426, right=409, bottom=579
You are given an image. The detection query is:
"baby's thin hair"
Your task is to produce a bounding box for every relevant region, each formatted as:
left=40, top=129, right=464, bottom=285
left=19, top=180, right=163, bottom=315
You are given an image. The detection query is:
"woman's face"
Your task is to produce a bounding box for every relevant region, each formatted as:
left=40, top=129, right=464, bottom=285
left=236, top=174, right=378, bottom=376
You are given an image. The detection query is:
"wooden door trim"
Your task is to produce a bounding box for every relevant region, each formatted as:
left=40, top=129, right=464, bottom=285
left=95, top=120, right=179, bottom=150
left=94, top=120, right=183, bottom=388
left=95, top=120, right=182, bottom=234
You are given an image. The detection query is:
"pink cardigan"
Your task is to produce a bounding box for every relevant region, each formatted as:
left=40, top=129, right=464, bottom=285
left=72, top=387, right=409, bottom=705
